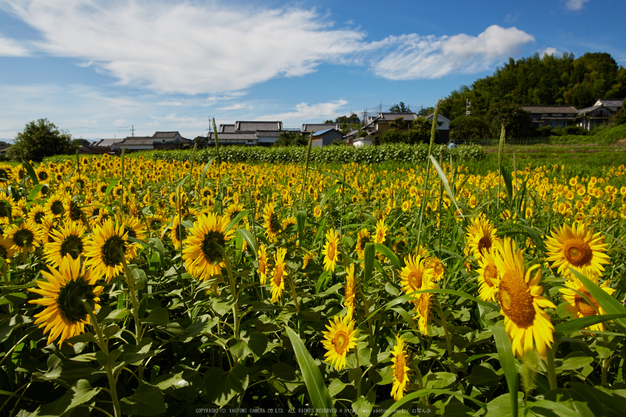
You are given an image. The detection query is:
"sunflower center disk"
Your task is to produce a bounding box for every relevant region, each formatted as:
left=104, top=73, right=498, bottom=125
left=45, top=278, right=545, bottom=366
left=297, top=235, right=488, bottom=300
left=14, top=229, right=35, bottom=248
left=333, top=331, right=348, bottom=354
left=483, top=264, right=498, bottom=287
left=60, top=235, right=84, bottom=259
left=0, top=201, right=11, bottom=218
left=57, top=279, right=95, bottom=323
left=394, top=355, right=406, bottom=380
left=327, top=244, right=336, bottom=260
left=408, top=271, right=422, bottom=291
left=563, top=239, right=593, bottom=267
left=201, top=231, right=226, bottom=264
left=499, top=272, right=535, bottom=328
left=574, top=291, right=599, bottom=317
left=477, top=236, right=492, bottom=255
left=51, top=201, right=64, bottom=215
left=101, top=235, right=126, bottom=266
left=269, top=213, right=281, bottom=234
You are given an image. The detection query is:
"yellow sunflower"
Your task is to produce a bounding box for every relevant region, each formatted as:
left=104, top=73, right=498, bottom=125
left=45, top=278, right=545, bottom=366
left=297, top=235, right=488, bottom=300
left=44, top=191, right=69, bottom=218
left=416, top=291, right=432, bottom=335
left=390, top=334, right=410, bottom=401
left=169, top=215, right=188, bottom=250
left=344, top=264, right=356, bottom=319
left=0, top=235, right=16, bottom=260
left=399, top=254, right=436, bottom=309
left=0, top=192, right=16, bottom=223
left=29, top=256, right=103, bottom=346
left=545, top=221, right=610, bottom=281
left=5, top=222, right=39, bottom=254
left=494, top=238, right=556, bottom=359
left=476, top=248, right=500, bottom=302
left=270, top=247, right=287, bottom=303
left=44, top=221, right=87, bottom=268
left=263, top=202, right=281, bottom=241
left=257, top=243, right=269, bottom=285
left=84, top=218, right=135, bottom=282
left=183, top=213, right=233, bottom=282
left=426, top=256, right=445, bottom=282
left=466, top=217, right=498, bottom=260
left=27, top=204, right=47, bottom=229
left=322, top=228, right=340, bottom=272
left=374, top=218, right=388, bottom=244
left=355, top=228, right=371, bottom=259
left=560, top=277, right=615, bottom=333
left=322, top=314, right=358, bottom=371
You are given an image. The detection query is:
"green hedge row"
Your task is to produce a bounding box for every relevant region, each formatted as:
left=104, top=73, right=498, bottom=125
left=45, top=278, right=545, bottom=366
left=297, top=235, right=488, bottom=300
left=147, top=143, right=486, bottom=164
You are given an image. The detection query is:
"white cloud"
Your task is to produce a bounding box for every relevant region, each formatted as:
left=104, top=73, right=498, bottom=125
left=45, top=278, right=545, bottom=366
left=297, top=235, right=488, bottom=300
left=539, top=47, right=561, bottom=57
left=2, top=0, right=366, bottom=94
left=258, top=100, right=348, bottom=123
left=563, top=0, right=590, bottom=11
left=372, top=25, right=535, bottom=80
left=0, top=35, right=29, bottom=56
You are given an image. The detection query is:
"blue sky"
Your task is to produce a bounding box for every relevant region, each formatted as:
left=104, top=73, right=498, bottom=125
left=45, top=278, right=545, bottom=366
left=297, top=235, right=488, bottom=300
left=0, top=0, right=624, bottom=141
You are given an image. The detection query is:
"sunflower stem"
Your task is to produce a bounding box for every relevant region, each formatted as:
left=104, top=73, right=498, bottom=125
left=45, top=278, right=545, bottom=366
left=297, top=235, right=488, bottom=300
left=545, top=345, right=558, bottom=391
left=122, top=259, right=144, bottom=343
left=85, top=303, right=122, bottom=417
left=435, top=300, right=453, bottom=356
left=287, top=274, right=300, bottom=314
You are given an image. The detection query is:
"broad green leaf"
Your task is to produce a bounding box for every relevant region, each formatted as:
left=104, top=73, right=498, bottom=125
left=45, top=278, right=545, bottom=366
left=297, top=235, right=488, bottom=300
left=296, top=209, right=307, bottom=244
left=203, top=365, right=249, bottom=407
left=199, top=156, right=217, bottom=190
left=237, top=228, right=257, bottom=258
left=20, top=379, right=101, bottom=417
left=380, top=388, right=486, bottom=417
left=284, top=327, right=335, bottom=417
left=226, top=209, right=249, bottom=231
left=120, top=383, right=166, bottom=416
left=570, top=268, right=626, bottom=332
left=374, top=243, right=401, bottom=269
left=352, top=396, right=374, bottom=417
left=22, top=160, right=39, bottom=185
left=141, top=307, right=169, bottom=326
left=555, top=314, right=626, bottom=334
left=362, top=242, right=375, bottom=286
left=103, top=178, right=120, bottom=199
left=490, top=325, right=519, bottom=417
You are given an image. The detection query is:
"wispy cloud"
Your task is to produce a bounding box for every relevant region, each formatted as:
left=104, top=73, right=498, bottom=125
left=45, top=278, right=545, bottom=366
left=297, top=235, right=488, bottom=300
left=562, top=0, right=590, bottom=11
left=258, top=100, right=348, bottom=123
left=0, top=34, right=29, bottom=56
left=538, top=47, right=561, bottom=57
left=372, top=25, right=535, bottom=80
left=2, top=0, right=366, bottom=94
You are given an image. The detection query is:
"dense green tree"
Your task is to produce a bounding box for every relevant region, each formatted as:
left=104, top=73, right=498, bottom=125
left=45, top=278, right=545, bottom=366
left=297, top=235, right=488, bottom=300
left=8, top=119, right=76, bottom=162
left=610, top=98, right=626, bottom=126
left=194, top=135, right=208, bottom=147
left=450, top=116, right=489, bottom=143
left=274, top=131, right=308, bottom=147
left=389, top=102, right=412, bottom=113
left=487, top=103, right=533, bottom=139
left=379, top=117, right=433, bottom=145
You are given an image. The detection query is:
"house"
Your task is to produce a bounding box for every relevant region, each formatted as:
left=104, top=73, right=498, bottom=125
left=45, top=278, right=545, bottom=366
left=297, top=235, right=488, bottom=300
left=92, top=138, right=121, bottom=148
left=208, top=121, right=284, bottom=146
left=311, top=129, right=343, bottom=148
left=425, top=113, right=451, bottom=143
left=302, top=123, right=341, bottom=135
left=352, top=136, right=375, bottom=148
left=521, top=105, right=579, bottom=129
left=361, top=112, right=420, bottom=139
left=110, top=131, right=191, bottom=152
left=577, top=98, right=624, bottom=130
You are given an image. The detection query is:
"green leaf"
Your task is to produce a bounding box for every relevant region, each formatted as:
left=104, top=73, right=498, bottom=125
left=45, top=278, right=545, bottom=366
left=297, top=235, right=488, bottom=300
left=284, top=327, right=335, bottom=417
left=556, top=314, right=626, bottom=334
left=226, top=209, right=249, bottom=232
left=352, top=396, right=374, bottom=417
left=380, top=388, right=486, bottom=417
left=22, top=160, right=39, bottom=185
left=485, top=392, right=524, bottom=417
left=501, top=164, right=514, bottom=202
left=141, top=307, right=169, bottom=326
left=429, top=155, right=464, bottom=218
left=27, top=184, right=44, bottom=202
left=362, top=242, right=376, bottom=286
left=203, top=365, right=249, bottom=407
left=20, top=379, right=101, bottom=417
left=318, top=182, right=341, bottom=211
left=120, top=383, right=166, bottom=416
left=490, top=325, right=519, bottom=417
left=199, top=156, right=217, bottom=190
left=237, top=228, right=257, bottom=258
left=296, top=209, right=307, bottom=244
left=103, top=178, right=120, bottom=199
left=374, top=243, right=401, bottom=269
left=570, top=268, right=626, bottom=332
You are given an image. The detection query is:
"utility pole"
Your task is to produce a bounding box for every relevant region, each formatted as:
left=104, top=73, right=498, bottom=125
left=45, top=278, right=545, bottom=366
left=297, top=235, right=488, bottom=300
left=131, top=125, right=135, bottom=137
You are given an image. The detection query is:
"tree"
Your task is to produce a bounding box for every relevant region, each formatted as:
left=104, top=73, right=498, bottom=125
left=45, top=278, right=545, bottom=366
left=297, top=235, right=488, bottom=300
left=8, top=119, right=76, bottom=162
left=274, top=131, right=308, bottom=147
left=389, top=102, right=412, bottom=113
left=450, top=116, right=489, bottom=143
left=487, top=103, right=533, bottom=139
left=194, top=135, right=208, bottom=147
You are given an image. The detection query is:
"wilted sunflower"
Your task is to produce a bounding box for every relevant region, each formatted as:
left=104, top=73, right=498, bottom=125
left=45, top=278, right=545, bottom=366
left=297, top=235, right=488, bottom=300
left=390, top=334, right=410, bottom=401
left=84, top=219, right=135, bottom=282
left=29, top=256, right=103, bottom=346
left=257, top=243, right=269, bottom=285
left=322, top=228, right=340, bottom=272
left=560, top=277, right=615, bottom=333
left=322, top=314, right=358, bottom=371
left=355, top=228, right=371, bottom=259
left=5, top=222, right=39, bottom=254
left=545, top=221, right=610, bottom=281
left=183, top=213, right=233, bottom=281
left=344, top=264, right=356, bottom=319
left=476, top=248, right=500, bottom=302
left=494, top=238, right=555, bottom=359
left=466, top=217, right=498, bottom=260
left=270, top=247, right=287, bottom=303
left=44, top=221, right=86, bottom=268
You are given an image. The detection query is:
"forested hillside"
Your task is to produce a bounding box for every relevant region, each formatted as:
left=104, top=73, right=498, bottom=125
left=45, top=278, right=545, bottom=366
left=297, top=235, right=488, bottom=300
left=440, top=52, right=626, bottom=137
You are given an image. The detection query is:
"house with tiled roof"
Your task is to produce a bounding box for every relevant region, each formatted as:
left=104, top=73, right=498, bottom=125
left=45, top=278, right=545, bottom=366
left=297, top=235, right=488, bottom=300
left=521, top=105, right=579, bottom=129
left=110, top=131, right=191, bottom=152
left=301, top=123, right=340, bottom=134
left=208, top=121, right=284, bottom=146
left=359, top=112, right=450, bottom=144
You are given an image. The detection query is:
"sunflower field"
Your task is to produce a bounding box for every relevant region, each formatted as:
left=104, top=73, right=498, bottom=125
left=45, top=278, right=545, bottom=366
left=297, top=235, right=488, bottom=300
left=1, top=132, right=626, bottom=417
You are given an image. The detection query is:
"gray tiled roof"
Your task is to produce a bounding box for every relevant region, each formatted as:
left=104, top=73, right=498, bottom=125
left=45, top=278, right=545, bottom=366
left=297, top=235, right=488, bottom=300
left=236, top=121, right=282, bottom=131
left=376, top=112, right=419, bottom=121
left=219, top=124, right=236, bottom=132
left=209, top=132, right=257, bottom=140
left=521, top=105, right=578, bottom=114
left=116, top=137, right=154, bottom=145
left=93, top=138, right=121, bottom=147
left=153, top=131, right=180, bottom=138
left=302, top=123, right=340, bottom=133
left=596, top=98, right=624, bottom=109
